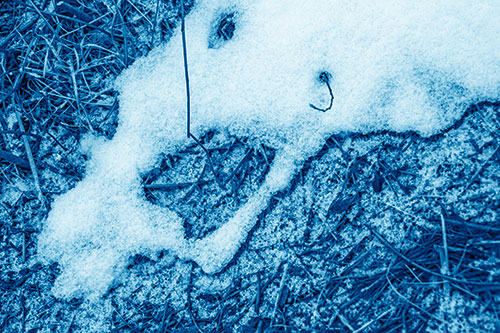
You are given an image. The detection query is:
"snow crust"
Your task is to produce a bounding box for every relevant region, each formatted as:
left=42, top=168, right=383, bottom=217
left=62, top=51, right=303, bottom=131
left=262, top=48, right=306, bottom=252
left=38, top=0, right=500, bottom=299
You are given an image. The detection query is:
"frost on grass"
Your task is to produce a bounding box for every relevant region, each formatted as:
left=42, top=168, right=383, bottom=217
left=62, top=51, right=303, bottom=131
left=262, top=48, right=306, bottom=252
left=37, top=0, right=500, bottom=299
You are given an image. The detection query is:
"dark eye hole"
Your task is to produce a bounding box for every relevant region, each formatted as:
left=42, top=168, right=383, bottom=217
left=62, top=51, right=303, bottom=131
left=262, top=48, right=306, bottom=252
left=209, top=12, right=237, bottom=49
left=217, top=14, right=236, bottom=41
left=318, top=71, right=332, bottom=83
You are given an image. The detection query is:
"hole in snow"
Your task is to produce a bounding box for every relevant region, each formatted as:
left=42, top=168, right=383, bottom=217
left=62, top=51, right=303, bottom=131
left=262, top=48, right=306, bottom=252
left=318, top=71, right=332, bottom=83
left=217, top=13, right=236, bottom=41
left=142, top=131, right=275, bottom=240
left=209, top=12, right=237, bottom=49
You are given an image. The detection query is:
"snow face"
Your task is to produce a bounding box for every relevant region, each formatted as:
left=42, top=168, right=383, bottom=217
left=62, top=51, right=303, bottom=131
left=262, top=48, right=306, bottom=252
left=38, top=0, right=500, bottom=299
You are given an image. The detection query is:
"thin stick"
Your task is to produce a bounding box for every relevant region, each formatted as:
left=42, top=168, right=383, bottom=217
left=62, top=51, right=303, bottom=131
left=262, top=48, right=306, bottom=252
left=15, top=105, right=46, bottom=212
left=180, top=0, right=191, bottom=138
left=271, top=262, right=289, bottom=327
left=116, top=4, right=130, bottom=66
left=439, top=212, right=451, bottom=329
left=254, top=271, right=262, bottom=315
left=69, top=50, right=94, bottom=131
left=440, top=212, right=450, bottom=276
left=144, top=179, right=210, bottom=190
left=179, top=0, right=226, bottom=190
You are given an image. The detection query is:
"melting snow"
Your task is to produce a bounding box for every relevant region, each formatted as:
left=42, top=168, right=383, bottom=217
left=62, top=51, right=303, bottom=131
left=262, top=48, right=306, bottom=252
left=38, top=0, right=500, bottom=299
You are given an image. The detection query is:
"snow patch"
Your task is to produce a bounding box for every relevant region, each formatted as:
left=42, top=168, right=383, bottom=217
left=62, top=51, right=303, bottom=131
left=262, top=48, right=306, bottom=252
left=38, top=0, right=500, bottom=298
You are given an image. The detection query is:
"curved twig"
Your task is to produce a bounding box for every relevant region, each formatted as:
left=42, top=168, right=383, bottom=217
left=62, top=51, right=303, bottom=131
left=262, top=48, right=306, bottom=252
left=310, top=71, right=334, bottom=112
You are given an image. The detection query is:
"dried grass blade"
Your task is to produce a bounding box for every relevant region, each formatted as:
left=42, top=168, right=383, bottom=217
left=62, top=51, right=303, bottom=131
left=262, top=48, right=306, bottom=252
left=15, top=108, right=46, bottom=211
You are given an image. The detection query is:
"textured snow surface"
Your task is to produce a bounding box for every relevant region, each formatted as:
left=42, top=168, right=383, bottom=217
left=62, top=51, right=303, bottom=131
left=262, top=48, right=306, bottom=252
left=38, top=0, right=500, bottom=299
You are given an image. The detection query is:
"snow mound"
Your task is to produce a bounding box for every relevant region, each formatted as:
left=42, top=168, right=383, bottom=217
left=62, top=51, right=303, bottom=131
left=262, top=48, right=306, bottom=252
left=38, top=0, right=500, bottom=299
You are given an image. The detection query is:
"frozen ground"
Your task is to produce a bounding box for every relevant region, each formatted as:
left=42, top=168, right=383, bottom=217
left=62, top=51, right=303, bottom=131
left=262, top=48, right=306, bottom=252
left=0, top=0, right=499, bottom=332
